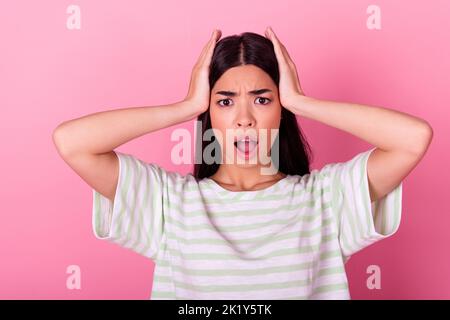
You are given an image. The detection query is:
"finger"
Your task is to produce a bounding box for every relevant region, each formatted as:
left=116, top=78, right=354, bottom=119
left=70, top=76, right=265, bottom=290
left=272, top=33, right=300, bottom=86
left=205, top=29, right=221, bottom=62
left=198, top=32, right=214, bottom=60
left=267, top=27, right=289, bottom=59
left=266, top=27, right=289, bottom=67
left=267, top=27, right=296, bottom=67
left=198, top=29, right=221, bottom=68
left=266, top=27, right=303, bottom=93
left=194, top=30, right=216, bottom=68
left=280, top=43, right=295, bottom=67
left=266, top=27, right=285, bottom=59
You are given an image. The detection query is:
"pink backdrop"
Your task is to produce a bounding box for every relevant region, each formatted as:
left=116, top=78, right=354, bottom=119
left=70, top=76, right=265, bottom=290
left=1, top=0, right=448, bottom=299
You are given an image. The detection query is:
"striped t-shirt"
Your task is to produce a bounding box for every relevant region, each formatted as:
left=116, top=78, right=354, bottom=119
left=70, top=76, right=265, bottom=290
left=92, top=147, right=402, bottom=299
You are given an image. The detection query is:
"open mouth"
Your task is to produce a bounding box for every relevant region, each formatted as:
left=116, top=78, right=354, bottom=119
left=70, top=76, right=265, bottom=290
left=233, top=137, right=259, bottom=154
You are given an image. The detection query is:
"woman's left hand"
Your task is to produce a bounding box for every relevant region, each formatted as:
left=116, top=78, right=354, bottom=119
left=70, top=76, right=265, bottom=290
left=265, top=26, right=305, bottom=112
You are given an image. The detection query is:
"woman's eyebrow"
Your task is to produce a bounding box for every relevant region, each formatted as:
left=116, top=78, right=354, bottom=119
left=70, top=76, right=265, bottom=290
left=215, top=89, right=272, bottom=97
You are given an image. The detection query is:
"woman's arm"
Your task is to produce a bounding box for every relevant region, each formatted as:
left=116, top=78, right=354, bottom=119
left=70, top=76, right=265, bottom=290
left=265, top=26, right=432, bottom=154
left=53, top=29, right=222, bottom=156
left=265, top=26, right=433, bottom=202
left=52, top=29, right=221, bottom=201
left=291, top=95, right=433, bottom=155
left=52, top=100, right=198, bottom=156
left=52, top=100, right=200, bottom=201
left=52, top=100, right=199, bottom=201
left=291, top=94, right=433, bottom=203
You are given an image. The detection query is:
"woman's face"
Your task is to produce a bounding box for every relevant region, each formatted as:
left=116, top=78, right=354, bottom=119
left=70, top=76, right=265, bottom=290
left=209, top=64, right=282, bottom=167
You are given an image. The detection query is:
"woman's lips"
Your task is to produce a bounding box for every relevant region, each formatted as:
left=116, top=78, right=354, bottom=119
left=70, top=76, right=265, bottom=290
left=234, top=140, right=258, bottom=153
left=234, top=140, right=258, bottom=159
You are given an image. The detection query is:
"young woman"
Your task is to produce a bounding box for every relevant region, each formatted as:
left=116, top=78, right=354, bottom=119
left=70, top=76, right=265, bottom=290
left=53, top=27, right=433, bottom=299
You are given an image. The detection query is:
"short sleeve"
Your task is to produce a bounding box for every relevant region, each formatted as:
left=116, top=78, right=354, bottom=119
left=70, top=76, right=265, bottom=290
left=91, top=151, right=167, bottom=260
left=321, top=147, right=403, bottom=260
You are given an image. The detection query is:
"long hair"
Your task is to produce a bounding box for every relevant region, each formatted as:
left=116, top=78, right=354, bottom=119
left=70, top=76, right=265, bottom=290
left=193, top=31, right=312, bottom=180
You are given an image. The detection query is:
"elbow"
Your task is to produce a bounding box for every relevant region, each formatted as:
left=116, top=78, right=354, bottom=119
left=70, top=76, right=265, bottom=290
left=52, top=123, right=73, bottom=158
left=412, top=121, right=433, bottom=156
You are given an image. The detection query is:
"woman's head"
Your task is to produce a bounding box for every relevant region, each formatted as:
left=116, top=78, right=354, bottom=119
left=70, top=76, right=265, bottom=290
left=194, top=31, right=312, bottom=180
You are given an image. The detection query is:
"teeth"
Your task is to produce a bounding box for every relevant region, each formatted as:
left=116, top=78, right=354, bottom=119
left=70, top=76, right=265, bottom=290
left=236, top=137, right=257, bottom=143
left=235, top=140, right=258, bottom=153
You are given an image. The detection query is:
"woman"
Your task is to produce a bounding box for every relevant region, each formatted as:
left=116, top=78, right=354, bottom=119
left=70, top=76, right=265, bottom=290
left=53, top=27, right=433, bottom=299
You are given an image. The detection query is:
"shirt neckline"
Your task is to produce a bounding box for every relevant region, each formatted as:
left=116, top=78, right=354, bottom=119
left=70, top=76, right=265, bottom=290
left=204, top=175, right=291, bottom=197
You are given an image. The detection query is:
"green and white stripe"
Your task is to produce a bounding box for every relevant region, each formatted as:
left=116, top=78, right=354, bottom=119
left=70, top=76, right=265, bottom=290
left=92, top=147, right=402, bottom=300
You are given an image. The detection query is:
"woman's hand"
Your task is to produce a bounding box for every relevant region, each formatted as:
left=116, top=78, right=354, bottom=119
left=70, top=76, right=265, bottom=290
left=184, top=28, right=222, bottom=116
left=264, top=26, right=305, bottom=112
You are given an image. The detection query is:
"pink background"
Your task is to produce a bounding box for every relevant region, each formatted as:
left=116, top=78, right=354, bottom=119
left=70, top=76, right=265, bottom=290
left=1, top=0, right=448, bottom=299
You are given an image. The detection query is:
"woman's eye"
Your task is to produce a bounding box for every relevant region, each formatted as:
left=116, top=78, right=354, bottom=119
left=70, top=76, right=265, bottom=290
left=217, top=99, right=233, bottom=107
left=256, top=97, right=271, bottom=105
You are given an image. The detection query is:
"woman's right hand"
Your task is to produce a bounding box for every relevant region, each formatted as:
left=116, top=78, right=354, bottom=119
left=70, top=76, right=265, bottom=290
left=184, top=28, right=222, bottom=116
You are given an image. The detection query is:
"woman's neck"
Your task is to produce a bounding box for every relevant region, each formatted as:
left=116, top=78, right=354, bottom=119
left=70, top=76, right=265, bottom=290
left=209, top=164, right=286, bottom=191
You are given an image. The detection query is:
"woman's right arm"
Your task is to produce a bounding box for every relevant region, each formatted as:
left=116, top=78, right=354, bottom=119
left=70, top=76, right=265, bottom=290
left=52, top=101, right=199, bottom=201
left=52, top=29, right=222, bottom=201
left=52, top=101, right=199, bottom=156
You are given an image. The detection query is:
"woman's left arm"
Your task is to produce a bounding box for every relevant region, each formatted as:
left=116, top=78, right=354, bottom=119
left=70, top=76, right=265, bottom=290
left=265, top=26, right=434, bottom=202
left=291, top=95, right=433, bottom=202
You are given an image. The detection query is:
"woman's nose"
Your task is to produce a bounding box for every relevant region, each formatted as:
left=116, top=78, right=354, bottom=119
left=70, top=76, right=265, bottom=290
left=236, top=110, right=255, bottom=127
left=237, top=119, right=254, bottom=127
